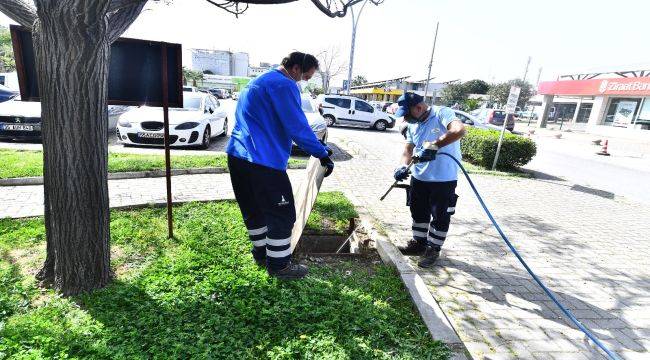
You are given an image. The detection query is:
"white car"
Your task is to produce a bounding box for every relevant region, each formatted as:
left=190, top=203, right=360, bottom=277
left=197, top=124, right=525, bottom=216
left=453, top=110, right=510, bottom=132
left=301, top=95, right=327, bottom=143
left=316, top=94, right=396, bottom=131
left=116, top=92, right=228, bottom=149
left=0, top=98, right=124, bottom=141
left=183, top=86, right=198, bottom=92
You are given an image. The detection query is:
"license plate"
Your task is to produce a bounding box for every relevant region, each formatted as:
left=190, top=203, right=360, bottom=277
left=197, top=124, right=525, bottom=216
left=1, top=124, right=34, bottom=131
left=138, top=132, right=164, bottom=139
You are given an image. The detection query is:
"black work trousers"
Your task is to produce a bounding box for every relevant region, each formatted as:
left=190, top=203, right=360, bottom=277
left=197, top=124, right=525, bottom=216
left=409, top=178, right=458, bottom=250
left=228, top=155, right=295, bottom=270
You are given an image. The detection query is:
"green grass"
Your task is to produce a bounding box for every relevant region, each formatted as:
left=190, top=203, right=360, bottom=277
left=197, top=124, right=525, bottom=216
left=0, top=149, right=306, bottom=179
left=305, top=191, right=358, bottom=234
left=462, top=161, right=532, bottom=179
left=0, top=196, right=449, bottom=360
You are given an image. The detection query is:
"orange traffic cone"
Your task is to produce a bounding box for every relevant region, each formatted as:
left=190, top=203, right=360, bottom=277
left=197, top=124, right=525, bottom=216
left=596, top=139, right=610, bottom=156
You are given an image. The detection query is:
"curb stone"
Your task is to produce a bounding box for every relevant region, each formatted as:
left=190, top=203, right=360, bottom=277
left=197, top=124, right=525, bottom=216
left=356, top=212, right=471, bottom=360
left=0, top=162, right=307, bottom=187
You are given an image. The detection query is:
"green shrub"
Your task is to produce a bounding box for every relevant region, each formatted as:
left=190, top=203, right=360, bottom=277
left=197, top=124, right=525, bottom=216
left=461, top=127, right=536, bottom=170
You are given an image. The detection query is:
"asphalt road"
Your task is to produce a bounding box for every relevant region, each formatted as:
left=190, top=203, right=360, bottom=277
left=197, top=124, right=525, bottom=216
left=525, top=137, right=650, bottom=205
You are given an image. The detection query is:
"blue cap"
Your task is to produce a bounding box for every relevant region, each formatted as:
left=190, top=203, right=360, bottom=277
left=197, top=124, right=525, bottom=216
left=395, top=92, right=424, bottom=117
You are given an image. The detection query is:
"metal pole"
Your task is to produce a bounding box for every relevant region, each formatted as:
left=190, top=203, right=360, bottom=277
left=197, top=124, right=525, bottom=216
left=161, top=44, right=173, bottom=239
left=522, top=56, right=531, bottom=82
left=423, top=21, right=439, bottom=105
left=492, top=119, right=508, bottom=170
left=345, top=0, right=368, bottom=95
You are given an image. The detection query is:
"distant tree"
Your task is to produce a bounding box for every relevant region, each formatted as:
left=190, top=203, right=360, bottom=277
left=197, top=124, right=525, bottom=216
left=316, top=46, right=346, bottom=93
left=487, top=79, right=534, bottom=108
left=440, top=82, right=468, bottom=104
left=0, top=25, right=15, bottom=72
left=183, top=67, right=204, bottom=87
left=351, top=75, right=367, bottom=87
left=463, top=79, right=489, bottom=94
left=463, top=98, right=481, bottom=111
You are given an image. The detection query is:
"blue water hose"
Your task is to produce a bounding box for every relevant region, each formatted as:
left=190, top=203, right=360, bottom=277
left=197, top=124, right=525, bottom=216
left=437, top=152, right=621, bottom=360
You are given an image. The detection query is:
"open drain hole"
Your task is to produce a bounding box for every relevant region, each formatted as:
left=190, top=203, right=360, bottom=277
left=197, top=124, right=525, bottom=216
left=295, top=234, right=351, bottom=254
left=295, top=219, right=374, bottom=256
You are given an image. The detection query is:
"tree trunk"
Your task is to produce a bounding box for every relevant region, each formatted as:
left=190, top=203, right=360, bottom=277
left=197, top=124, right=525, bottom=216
left=33, top=6, right=112, bottom=295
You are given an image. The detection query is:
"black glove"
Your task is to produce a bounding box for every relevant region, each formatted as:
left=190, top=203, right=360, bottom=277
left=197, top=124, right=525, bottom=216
left=320, top=156, right=334, bottom=177
left=413, top=148, right=437, bottom=163
left=393, top=165, right=410, bottom=181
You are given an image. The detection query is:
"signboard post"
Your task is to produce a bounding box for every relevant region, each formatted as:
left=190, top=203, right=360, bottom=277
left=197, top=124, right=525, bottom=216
left=492, top=86, right=520, bottom=170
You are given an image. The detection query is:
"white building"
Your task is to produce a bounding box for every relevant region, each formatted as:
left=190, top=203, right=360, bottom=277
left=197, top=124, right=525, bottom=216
left=184, top=48, right=250, bottom=77
left=231, top=52, right=249, bottom=77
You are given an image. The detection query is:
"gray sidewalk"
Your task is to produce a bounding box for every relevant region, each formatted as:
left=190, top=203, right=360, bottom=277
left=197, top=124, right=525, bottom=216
left=0, top=171, right=321, bottom=219
left=326, top=128, right=650, bottom=360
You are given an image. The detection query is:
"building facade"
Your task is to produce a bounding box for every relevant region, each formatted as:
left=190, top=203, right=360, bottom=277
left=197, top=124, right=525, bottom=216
left=537, top=71, right=650, bottom=138
left=184, top=49, right=250, bottom=77
left=348, top=76, right=451, bottom=103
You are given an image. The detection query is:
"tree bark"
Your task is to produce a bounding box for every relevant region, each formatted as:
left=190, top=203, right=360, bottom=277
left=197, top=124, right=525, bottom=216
left=32, top=2, right=112, bottom=295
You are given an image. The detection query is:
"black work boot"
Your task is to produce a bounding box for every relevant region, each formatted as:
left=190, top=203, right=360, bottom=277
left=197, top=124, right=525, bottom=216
left=397, top=239, right=427, bottom=255
left=268, top=262, right=309, bottom=280
left=418, top=246, right=441, bottom=268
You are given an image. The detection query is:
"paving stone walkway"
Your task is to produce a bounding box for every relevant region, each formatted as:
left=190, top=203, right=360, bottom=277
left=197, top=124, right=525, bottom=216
left=325, top=128, right=650, bottom=360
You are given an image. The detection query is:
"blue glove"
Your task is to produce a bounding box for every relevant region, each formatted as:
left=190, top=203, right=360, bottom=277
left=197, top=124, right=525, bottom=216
left=413, top=148, right=437, bottom=163
left=393, top=165, right=410, bottom=181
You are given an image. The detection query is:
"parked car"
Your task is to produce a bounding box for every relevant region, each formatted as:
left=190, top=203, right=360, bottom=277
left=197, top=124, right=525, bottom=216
left=517, top=110, right=538, bottom=120
left=116, top=92, right=228, bottom=149
left=453, top=110, right=511, bottom=132
left=368, top=101, right=391, bottom=112
left=0, top=84, right=18, bottom=103
left=316, top=94, right=396, bottom=131
left=183, top=85, right=198, bottom=92
left=472, top=108, right=515, bottom=131
left=298, top=95, right=328, bottom=145
left=232, top=92, right=239, bottom=100
left=208, top=88, right=230, bottom=99
left=0, top=98, right=42, bottom=141
left=0, top=98, right=124, bottom=142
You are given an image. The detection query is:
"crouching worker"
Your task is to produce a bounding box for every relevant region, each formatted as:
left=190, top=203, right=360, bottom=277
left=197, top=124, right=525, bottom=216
left=226, top=51, right=335, bottom=280
left=393, top=92, right=466, bottom=268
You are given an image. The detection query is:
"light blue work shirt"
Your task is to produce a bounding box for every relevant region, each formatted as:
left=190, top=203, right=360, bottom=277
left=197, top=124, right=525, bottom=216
left=405, top=106, right=462, bottom=182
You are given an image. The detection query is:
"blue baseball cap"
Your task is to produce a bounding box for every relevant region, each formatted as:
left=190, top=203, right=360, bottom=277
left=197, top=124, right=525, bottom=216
left=395, top=92, right=424, bottom=117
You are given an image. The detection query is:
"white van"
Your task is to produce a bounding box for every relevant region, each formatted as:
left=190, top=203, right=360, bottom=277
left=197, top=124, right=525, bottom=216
left=316, top=94, right=396, bottom=131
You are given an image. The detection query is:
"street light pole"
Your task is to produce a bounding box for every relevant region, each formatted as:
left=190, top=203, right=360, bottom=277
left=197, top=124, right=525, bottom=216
left=345, top=0, right=369, bottom=95
left=423, top=21, right=439, bottom=105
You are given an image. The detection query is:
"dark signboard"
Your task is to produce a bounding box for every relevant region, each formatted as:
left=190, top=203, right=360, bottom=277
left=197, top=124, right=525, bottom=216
left=10, top=25, right=183, bottom=108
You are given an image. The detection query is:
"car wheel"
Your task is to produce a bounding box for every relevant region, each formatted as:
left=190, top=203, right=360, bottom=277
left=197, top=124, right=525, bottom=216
left=200, top=126, right=211, bottom=149
left=374, top=120, right=388, bottom=131
left=324, top=115, right=336, bottom=127
left=219, top=118, right=228, bottom=137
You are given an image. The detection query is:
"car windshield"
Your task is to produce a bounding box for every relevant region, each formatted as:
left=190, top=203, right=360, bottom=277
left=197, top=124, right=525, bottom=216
left=301, top=98, right=315, bottom=113
left=183, top=97, right=202, bottom=110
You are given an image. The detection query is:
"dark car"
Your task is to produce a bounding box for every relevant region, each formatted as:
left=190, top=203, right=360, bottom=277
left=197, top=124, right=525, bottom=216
left=0, top=84, right=18, bottom=103
left=473, top=108, right=515, bottom=131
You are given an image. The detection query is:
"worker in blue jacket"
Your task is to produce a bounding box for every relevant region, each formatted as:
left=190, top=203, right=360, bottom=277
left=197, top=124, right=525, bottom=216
left=226, top=51, right=334, bottom=280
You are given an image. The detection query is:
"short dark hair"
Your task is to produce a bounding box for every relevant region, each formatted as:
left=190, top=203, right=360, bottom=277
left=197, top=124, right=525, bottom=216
left=281, top=51, right=319, bottom=72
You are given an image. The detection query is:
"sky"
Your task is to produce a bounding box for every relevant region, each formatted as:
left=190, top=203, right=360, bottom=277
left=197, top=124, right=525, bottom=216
left=2, top=0, right=650, bottom=87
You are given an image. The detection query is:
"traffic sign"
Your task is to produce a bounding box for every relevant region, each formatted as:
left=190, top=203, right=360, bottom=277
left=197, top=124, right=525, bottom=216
left=505, top=86, right=521, bottom=114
